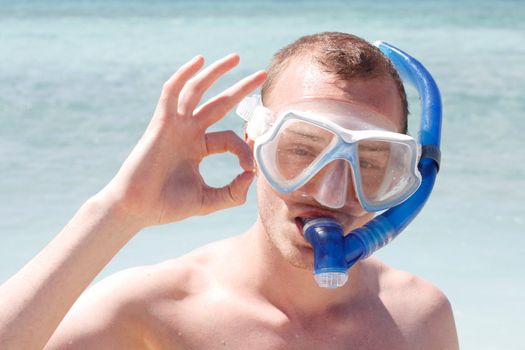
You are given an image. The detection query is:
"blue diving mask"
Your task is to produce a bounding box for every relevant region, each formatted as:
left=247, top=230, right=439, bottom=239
left=237, top=97, right=422, bottom=212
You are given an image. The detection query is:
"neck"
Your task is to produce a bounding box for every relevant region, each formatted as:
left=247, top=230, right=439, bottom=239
left=237, top=218, right=372, bottom=317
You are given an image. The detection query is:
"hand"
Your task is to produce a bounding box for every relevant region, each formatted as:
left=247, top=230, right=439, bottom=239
left=100, top=54, right=266, bottom=228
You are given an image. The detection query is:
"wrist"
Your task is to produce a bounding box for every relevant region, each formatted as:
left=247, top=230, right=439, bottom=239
left=87, top=191, right=146, bottom=235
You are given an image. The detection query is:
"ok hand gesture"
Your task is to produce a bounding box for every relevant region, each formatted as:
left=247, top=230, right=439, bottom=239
left=102, top=54, right=266, bottom=227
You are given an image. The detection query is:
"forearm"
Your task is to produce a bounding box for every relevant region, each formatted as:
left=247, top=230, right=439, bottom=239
left=0, top=194, right=142, bottom=350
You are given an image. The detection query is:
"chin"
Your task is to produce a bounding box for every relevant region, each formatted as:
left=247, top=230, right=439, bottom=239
left=279, top=249, right=313, bottom=271
left=269, top=230, right=315, bottom=271
left=257, top=179, right=321, bottom=271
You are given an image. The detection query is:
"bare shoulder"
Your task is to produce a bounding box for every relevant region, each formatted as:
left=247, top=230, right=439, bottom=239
left=370, top=258, right=459, bottom=350
left=45, top=239, right=230, bottom=349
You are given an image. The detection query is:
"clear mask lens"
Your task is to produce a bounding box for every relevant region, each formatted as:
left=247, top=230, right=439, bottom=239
left=274, top=119, right=336, bottom=181
left=310, top=160, right=349, bottom=208
left=357, top=140, right=418, bottom=206
left=257, top=118, right=419, bottom=210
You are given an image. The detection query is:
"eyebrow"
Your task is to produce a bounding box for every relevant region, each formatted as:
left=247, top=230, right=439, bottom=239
left=285, top=129, right=328, bottom=143
left=359, top=144, right=391, bottom=153
left=284, top=129, right=391, bottom=153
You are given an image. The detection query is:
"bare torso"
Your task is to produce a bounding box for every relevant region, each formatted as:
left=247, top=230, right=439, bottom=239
left=47, top=234, right=457, bottom=350
left=141, top=261, right=417, bottom=350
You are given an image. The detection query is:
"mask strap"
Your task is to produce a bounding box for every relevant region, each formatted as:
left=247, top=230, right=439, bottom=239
left=236, top=94, right=273, bottom=139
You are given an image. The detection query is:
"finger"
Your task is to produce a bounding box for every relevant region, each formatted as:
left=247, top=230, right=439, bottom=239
left=194, top=70, right=267, bottom=129
left=160, top=55, right=205, bottom=111
left=202, top=170, right=254, bottom=212
left=178, top=53, right=240, bottom=116
left=205, top=130, right=255, bottom=171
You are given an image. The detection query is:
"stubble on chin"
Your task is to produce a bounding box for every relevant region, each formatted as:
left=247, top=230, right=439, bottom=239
left=260, top=217, right=314, bottom=271
left=257, top=181, right=315, bottom=272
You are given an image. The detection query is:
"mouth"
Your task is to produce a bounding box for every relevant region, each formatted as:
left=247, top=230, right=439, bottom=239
left=294, top=212, right=338, bottom=236
left=294, top=217, right=306, bottom=234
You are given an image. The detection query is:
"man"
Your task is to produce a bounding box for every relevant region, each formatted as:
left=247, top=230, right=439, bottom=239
left=0, top=32, right=458, bottom=349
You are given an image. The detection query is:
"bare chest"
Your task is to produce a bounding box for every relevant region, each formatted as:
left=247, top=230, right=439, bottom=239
left=142, top=294, right=412, bottom=350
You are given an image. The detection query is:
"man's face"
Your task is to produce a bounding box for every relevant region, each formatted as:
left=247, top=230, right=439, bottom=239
left=253, top=56, right=405, bottom=270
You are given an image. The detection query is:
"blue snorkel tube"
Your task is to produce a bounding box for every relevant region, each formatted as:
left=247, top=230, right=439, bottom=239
left=304, top=41, right=442, bottom=288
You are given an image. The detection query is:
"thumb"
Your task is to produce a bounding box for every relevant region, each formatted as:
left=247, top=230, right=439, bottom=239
left=202, top=171, right=254, bottom=214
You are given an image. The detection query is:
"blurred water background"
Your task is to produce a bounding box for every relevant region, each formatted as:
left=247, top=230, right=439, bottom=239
left=0, top=1, right=524, bottom=348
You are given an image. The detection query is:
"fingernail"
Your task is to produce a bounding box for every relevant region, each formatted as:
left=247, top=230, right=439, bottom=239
left=242, top=153, right=255, bottom=172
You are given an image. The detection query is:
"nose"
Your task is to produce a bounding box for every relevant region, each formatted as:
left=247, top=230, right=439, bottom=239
left=310, top=160, right=358, bottom=209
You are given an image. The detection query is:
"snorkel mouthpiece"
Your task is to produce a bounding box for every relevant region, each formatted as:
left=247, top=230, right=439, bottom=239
left=303, top=216, right=399, bottom=289
left=303, top=218, right=348, bottom=288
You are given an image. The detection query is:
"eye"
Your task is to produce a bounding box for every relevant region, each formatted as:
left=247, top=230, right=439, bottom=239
left=291, top=148, right=311, bottom=156
left=360, top=159, right=376, bottom=169
left=281, top=144, right=318, bottom=158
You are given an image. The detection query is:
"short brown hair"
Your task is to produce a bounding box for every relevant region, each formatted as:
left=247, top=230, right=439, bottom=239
left=261, top=32, right=408, bottom=133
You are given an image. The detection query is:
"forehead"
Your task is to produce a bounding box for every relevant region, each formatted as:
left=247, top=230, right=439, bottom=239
left=264, top=57, right=405, bottom=132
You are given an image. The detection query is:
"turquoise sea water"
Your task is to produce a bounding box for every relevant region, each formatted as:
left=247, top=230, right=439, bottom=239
left=1, top=1, right=524, bottom=348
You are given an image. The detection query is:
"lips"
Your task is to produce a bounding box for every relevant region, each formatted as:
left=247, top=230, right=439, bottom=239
left=290, top=201, right=363, bottom=240
left=293, top=210, right=339, bottom=236
left=294, top=217, right=306, bottom=233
